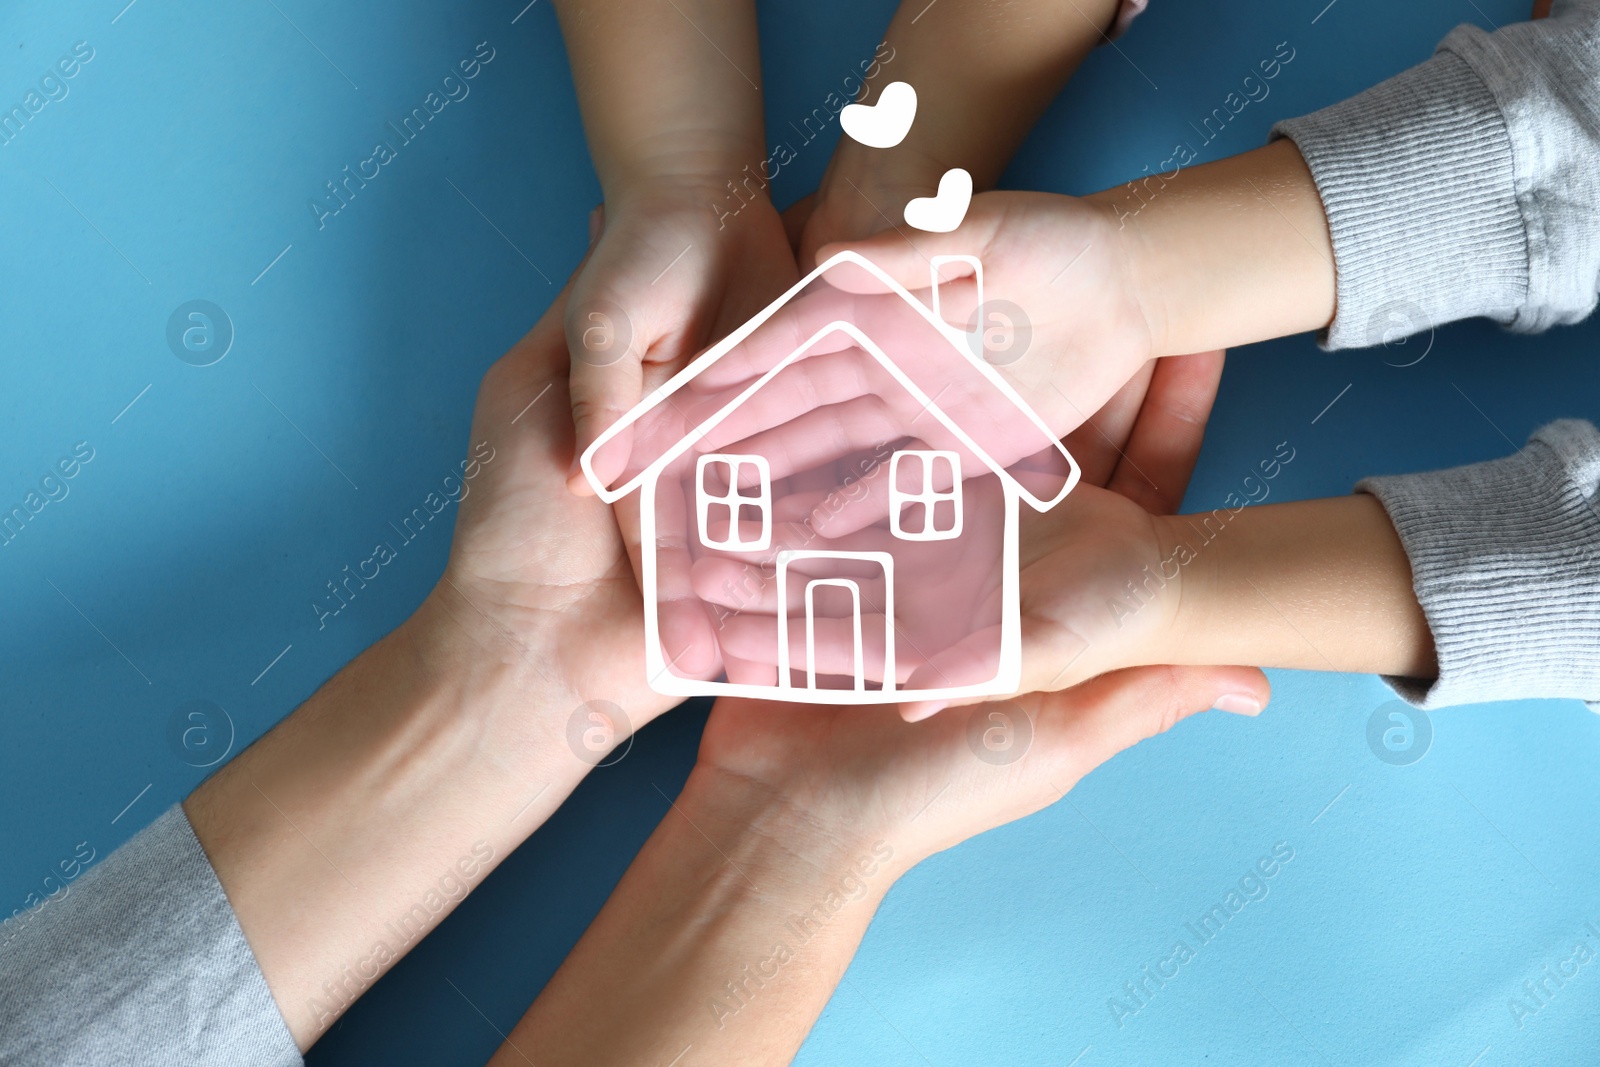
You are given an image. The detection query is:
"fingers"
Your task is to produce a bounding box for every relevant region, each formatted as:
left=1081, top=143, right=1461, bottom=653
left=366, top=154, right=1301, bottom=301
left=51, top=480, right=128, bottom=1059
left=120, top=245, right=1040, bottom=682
left=1107, top=351, right=1225, bottom=515
left=1063, top=359, right=1156, bottom=488
left=690, top=347, right=883, bottom=451
left=718, top=610, right=908, bottom=686
left=564, top=227, right=714, bottom=494
left=688, top=285, right=863, bottom=392
left=780, top=193, right=816, bottom=254
left=1044, top=665, right=1269, bottom=771
left=651, top=475, right=723, bottom=681
left=896, top=625, right=1007, bottom=720
left=691, top=556, right=887, bottom=615
left=712, top=397, right=908, bottom=484
left=812, top=207, right=1003, bottom=290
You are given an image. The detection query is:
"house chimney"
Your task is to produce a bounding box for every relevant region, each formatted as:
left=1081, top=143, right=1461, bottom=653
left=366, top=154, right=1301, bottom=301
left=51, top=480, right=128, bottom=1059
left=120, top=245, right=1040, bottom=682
left=929, top=255, right=984, bottom=333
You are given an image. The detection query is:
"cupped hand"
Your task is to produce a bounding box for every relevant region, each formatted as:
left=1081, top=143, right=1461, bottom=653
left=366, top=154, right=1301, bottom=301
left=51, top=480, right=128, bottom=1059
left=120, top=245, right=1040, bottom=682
left=658, top=191, right=1193, bottom=535
left=695, top=476, right=1209, bottom=718
left=894, top=481, right=1195, bottom=719
left=566, top=182, right=799, bottom=495
left=694, top=664, right=1268, bottom=870
left=422, top=283, right=719, bottom=748
left=810, top=191, right=1158, bottom=446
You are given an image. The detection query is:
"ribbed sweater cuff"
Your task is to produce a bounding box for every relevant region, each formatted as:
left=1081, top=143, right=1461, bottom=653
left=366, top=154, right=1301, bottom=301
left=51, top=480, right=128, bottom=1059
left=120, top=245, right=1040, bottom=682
left=1357, top=420, right=1600, bottom=709
left=1272, top=51, right=1529, bottom=350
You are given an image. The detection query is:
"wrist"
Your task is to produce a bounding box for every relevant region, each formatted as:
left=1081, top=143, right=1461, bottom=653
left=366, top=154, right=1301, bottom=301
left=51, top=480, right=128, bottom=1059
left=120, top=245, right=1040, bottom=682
left=1150, top=511, right=1225, bottom=668
left=185, top=596, right=580, bottom=1046
left=496, top=756, right=897, bottom=1066
left=600, top=137, right=768, bottom=212
left=679, top=760, right=912, bottom=895
left=1090, top=140, right=1336, bottom=356
left=404, top=584, right=626, bottom=792
left=1156, top=496, right=1435, bottom=677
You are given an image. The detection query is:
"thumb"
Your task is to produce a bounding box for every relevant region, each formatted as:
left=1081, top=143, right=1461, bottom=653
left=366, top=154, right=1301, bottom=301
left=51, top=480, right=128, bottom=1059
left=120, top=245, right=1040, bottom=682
left=1053, top=664, right=1270, bottom=762
left=813, top=203, right=1004, bottom=295
left=564, top=233, right=707, bottom=495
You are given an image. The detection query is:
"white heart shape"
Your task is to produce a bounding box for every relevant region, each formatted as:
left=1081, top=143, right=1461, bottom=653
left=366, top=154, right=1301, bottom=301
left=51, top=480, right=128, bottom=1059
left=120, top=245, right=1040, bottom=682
left=903, top=168, right=972, bottom=233
left=839, top=81, right=918, bottom=149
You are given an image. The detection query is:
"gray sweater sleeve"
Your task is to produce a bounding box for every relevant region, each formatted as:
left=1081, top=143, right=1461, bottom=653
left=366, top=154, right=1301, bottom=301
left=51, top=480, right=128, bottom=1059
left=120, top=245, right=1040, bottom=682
left=1272, top=0, right=1600, bottom=348
left=1358, top=419, right=1600, bottom=709
left=0, top=805, right=302, bottom=1067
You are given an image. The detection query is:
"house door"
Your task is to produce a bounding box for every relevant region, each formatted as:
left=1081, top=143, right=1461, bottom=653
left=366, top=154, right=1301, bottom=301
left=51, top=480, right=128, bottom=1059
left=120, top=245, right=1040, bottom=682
left=776, top=550, right=894, bottom=694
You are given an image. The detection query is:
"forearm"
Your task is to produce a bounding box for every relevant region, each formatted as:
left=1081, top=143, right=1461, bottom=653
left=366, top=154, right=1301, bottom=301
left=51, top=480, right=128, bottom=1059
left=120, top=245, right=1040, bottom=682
left=1159, top=494, right=1436, bottom=679
left=490, top=764, right=901, bottom=1066
left=832, top=0, right=1120, bottom=190
left=1094, top=138, right=1337, bottom=357
left=185, top=589, right=589, bottom=1050
left=554, top=0, right=764, bottom=199
left=805, top=0, right=1119, bottom=257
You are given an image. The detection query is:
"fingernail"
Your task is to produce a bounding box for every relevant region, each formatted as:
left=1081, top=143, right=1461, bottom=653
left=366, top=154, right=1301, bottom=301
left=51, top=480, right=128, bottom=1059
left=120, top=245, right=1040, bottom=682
left=1211, top=694, right=1262, bottom=716
left=901, top=700, right=947, bottom=722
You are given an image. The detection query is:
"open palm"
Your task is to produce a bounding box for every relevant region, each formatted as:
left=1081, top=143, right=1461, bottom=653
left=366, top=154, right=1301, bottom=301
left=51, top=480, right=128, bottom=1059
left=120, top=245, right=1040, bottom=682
left=696, top=661, right=1267, bottom=868
left=435, top=290, right=697, bottom=744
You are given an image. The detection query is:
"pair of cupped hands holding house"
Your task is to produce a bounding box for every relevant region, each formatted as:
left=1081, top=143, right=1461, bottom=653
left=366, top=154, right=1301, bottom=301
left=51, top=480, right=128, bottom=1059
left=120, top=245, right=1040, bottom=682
left=546, top=179, right=1269, bottom=723
left=550, top=175, right=1260, bottom=726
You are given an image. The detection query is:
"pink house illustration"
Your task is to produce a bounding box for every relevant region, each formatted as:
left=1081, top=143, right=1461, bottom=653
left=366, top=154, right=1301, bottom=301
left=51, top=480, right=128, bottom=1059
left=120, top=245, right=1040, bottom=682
left=581, top=250, right=1079, bottom=704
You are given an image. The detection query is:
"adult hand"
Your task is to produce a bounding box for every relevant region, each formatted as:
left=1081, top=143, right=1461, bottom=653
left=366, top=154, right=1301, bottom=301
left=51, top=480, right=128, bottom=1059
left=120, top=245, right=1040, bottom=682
left=699, top=475, right=1243, bottom=720
left=184, top=283, right=717, bottom=1049
left=485, top=662, right=1265, bottom=1067
left=697, top=664, right=1268, bottom=881
left=435, top=277, right=722, bottom=739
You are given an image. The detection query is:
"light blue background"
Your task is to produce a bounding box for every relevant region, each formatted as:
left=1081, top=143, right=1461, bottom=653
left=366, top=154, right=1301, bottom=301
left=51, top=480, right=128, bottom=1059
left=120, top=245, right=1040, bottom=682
left=3, top=0, right=1598, bottom=1064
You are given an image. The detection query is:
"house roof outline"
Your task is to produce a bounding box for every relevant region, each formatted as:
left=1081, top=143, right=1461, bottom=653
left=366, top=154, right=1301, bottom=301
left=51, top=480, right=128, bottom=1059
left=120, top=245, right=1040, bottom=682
left=579, top=249, right=1081, bottom=511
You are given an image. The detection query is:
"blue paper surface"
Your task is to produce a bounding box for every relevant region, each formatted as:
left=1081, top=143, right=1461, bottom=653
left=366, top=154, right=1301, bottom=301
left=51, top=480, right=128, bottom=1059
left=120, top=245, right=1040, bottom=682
left=3, top=0, right=1598, bottom=1063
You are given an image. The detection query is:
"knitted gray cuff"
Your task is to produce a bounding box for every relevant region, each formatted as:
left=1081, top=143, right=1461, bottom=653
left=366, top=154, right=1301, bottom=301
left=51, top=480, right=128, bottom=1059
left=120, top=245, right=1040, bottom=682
left=1358, top=420, right=1600, bottom=709
left=1272, top=51, right=1528, bottom=350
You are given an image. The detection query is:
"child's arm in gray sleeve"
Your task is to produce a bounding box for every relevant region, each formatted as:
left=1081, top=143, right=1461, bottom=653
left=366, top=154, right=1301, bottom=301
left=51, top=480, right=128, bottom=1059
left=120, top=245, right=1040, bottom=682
left=0, top=805, right=301, bottom=1067
left=1359, top=419, right=1600, bottom=709
left=1272, top=0, right=1600, bottom=348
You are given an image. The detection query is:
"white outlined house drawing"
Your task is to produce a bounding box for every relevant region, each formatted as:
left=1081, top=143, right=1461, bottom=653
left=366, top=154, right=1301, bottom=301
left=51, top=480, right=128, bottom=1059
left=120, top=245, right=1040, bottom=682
left=581, top=250, right=1080, bottom=704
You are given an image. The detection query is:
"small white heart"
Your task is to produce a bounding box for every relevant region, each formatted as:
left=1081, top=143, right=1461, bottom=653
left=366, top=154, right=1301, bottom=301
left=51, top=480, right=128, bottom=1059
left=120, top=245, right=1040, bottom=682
left=903, top=168, right=972, bottom=233
left=839, top=81, right=918, bottom=149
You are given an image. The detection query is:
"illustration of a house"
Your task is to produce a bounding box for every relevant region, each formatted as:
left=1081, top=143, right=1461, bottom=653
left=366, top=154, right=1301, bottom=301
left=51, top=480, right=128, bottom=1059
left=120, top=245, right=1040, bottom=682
left=581, top=250, right=1079, bottom=704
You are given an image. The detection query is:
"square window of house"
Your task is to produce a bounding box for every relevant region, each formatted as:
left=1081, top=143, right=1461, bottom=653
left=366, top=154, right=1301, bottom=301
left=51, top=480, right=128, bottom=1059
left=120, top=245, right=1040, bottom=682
left=889, top=450, right=962, bottom=540
left=696, top=454, right=771, bottom=550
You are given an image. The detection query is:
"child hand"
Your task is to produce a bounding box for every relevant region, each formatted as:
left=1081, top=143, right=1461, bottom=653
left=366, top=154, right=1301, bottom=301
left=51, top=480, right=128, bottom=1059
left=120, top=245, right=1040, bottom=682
left=812, top=190, right=1162, bottom=441
left=896, top=481, right=1267, bottom=721
left=659, top=192, right=1161, bottom=535
left=685, top=476, right=1210, bottom=710
left=565, top=181, right=798, bottom=495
